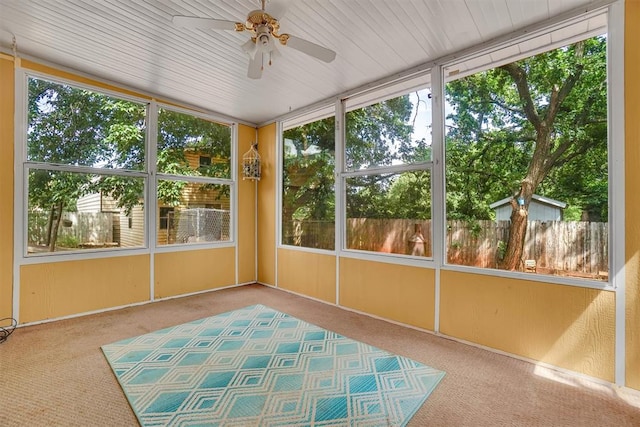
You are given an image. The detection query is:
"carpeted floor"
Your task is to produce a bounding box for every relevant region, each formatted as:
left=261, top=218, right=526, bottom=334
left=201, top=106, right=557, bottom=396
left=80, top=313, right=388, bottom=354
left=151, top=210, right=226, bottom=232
left=1, top=283, right=640, bottom=426
left=102, top=304, right=445, bottom=426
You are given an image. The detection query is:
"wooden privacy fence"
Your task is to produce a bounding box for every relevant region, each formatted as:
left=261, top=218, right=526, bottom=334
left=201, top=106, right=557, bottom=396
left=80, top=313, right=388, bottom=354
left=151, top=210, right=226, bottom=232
left=282, top=220, right=336, bottom=250
left=447, top=219, right=608, bottom=277
left=29, top=211, right=115, bottom=247
left=285, top=219, right=609, bottom=278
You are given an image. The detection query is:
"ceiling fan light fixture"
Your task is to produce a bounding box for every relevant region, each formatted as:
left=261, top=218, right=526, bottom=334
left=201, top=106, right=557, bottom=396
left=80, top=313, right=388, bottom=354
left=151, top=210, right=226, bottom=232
left=255, top=25, right=273, bottom=52
left=258, top=33, right=270, bottom=47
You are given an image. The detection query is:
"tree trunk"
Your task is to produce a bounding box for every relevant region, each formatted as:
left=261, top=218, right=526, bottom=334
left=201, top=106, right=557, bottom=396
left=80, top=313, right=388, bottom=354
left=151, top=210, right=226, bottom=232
left=496, top=46, right=586, bottom=271
left=48, top=201, right=63, bottom=252
left=45, top=204, right=56, bottom=246
left=500, top=198, right=528, bottom=270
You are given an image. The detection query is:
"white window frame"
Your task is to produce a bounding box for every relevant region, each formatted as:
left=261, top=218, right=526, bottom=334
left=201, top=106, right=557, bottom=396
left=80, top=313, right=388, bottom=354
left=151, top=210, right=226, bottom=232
left=277, top=106, right=337, bottom=255
left=14, top=71, right=238, bottom=263
left=14, top=70, right=151, bottom=262
left=338, top=76, right=436, bottom=267
left=437, top=6, right=620, bottom=291
left=153, top=103, right=236, bottom=251
left=274, top=2, right=622, bottom=286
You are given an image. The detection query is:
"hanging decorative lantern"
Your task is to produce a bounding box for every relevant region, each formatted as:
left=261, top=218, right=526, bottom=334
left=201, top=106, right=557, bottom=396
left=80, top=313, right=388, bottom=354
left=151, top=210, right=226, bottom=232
left=242, top=142, right=261, bottom=181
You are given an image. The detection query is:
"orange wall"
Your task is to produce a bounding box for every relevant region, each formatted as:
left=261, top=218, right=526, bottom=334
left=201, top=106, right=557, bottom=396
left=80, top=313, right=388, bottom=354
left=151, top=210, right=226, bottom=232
left=440, top=270, right=615, bottom=381
left=257, top=123, right=276, bottom=285
left=625, top=0, right=640, bottom=390
left=0, top=55, right=14, bottom=324
left=20, top=255, right=150, bottom=323
left=154, top=247, right=236, bottom=298
left=339, top=257, right=436, bottom=331
left=277, top=248, right=336, bottom=303
left=237, top=125, right=257, bottom=284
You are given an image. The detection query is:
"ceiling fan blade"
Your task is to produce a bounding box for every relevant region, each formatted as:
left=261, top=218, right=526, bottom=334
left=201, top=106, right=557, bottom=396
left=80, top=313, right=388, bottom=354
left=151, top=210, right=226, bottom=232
left=241, top=38, right=257, bottom=59
left=284, top=35, right=336, bottom=63
left=264, top=0, right=290, bottom=19
left=172, top=16, right=239, bottom=31
left=247, top=54, right=263, bottom=79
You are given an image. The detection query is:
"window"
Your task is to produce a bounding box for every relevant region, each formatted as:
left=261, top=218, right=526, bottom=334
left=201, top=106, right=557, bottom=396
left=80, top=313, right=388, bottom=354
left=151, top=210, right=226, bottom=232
left=158, top=207, right=174, bottom=230
left=25, top=76, right=146, bottom=254
left=20, top=75, right=236, bottom=256
left=343, top=87, right=433, bottom=257
left=157, top=181, right=230, bottom=245
left=199, top=155, right=211, bottom=170
left=282, top=116, right=335, bottom=250
left=156, top=107, right=233, bottom=246
left=345, top=171, right=432, bottom=256
left=444, top=33, right=609, bottom=281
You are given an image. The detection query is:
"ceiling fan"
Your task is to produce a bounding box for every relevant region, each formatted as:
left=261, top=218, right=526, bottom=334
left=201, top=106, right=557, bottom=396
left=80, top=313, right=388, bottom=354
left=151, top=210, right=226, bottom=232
left=172, top=0, right=337, bottom=79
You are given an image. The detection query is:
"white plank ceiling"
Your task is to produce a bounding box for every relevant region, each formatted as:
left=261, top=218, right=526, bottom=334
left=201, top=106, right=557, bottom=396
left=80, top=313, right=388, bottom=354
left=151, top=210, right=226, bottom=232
left=0, top=0, right=606, bottom=125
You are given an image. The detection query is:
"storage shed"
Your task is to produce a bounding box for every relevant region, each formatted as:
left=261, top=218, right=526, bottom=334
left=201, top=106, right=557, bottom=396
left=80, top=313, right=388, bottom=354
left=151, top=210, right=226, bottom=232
left=489, top=194, right=567, bottom=221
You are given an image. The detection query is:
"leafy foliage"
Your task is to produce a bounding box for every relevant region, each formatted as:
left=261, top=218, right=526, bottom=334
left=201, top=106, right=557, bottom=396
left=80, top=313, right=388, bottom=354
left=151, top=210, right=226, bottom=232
left=27, top=78, right=146, bottom=249
left=344, top=94, right=432, bottom=220
left=26, top=78, right=232, bottom=250
left=282, top=117, right=336, bottom=224
left=445, top=36, right=607, bottom=221
left=445, top=35, right=608, bottom=269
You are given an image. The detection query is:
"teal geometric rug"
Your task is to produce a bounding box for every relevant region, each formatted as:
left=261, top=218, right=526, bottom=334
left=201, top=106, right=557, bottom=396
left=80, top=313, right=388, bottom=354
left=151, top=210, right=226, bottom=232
left=102, top=304, right=445, bottom=426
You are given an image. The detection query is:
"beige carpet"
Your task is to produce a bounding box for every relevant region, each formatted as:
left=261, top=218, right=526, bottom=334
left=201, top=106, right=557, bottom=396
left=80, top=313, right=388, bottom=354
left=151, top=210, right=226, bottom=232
left=1, top=283, right=639, bottom=426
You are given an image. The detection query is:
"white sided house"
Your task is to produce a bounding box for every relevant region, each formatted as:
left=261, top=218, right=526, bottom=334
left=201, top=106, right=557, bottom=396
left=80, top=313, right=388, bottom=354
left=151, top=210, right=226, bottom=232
left=76, top=192, right=144, bottom=248
left=490, top=194, right=567, bottom=222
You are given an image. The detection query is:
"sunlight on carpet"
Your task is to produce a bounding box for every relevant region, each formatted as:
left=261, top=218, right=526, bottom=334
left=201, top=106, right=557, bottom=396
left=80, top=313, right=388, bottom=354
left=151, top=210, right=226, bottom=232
left=102, top=304, right=445, bottom=426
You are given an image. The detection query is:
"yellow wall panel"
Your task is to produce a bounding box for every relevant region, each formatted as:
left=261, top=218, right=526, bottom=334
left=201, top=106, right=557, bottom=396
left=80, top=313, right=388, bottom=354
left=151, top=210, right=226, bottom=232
left=0, top=57, right=14, bottom=323
left=22, top=59, right=149, bottom=100
left=440, top=270, right=615, bottom=381
left=626, top=0, right=640, bottom=390
left=257, top=123, right=276, bottom=285
left=154, top=247, right=235, bottom=298
left=20, top=255, right=150, bottom=323
left=339, top=257, right=435, bottom=330
left=277, top=249, right=336, bottom=303
left=237, top=124, right=257, bottom=284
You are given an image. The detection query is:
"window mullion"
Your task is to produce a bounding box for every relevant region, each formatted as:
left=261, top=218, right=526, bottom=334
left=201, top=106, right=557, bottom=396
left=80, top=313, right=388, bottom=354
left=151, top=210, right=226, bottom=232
left=431, top=65, right=445, bottom=268
left=147, top=101, right=158, bottom=252
left=336, top=98, right=345, bottom=255
left=25, top=161, right=147, bottom=178
left=342, top=161, right=432, bottom=178
left=155, top=173, right=232, bottom=186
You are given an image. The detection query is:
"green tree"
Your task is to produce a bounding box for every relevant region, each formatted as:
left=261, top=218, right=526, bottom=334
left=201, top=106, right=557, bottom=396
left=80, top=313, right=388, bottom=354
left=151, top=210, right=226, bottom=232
left=282, top=117, right=335, bottom=248
left=27, top=78, right=146, bottom=250
left=344, top=95, right=425, bottom=219
left=386, top=171, right=432, bottom=220
left=282, top=94, right=431, bottom=250
left=27, top=80, right=233, bottom=251
left=445, top=35, right=607, bottom=270
left=156, top=108, right=232, bottom=207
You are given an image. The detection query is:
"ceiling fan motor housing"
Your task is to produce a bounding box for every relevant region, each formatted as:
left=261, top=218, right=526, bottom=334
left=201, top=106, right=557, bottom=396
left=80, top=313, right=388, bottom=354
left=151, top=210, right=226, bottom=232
left=246, top=9, right=272, bottom=30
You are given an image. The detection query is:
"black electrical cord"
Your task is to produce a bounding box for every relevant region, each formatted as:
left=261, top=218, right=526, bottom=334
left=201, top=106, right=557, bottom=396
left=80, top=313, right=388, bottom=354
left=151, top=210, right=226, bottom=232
left=0, top=317, right=17, bottom=344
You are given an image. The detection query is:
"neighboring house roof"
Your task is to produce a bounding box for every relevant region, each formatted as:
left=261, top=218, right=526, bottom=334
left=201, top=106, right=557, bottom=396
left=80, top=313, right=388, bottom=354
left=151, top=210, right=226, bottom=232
left=489, top=194, right=567, bottom=210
